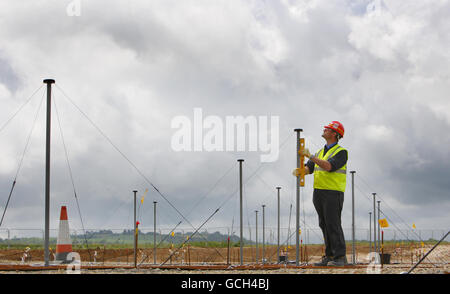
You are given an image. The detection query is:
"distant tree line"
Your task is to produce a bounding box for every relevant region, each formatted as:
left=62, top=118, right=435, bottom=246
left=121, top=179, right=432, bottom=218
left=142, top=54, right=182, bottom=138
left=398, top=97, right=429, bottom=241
left=0, top=230, right=250, bottom=248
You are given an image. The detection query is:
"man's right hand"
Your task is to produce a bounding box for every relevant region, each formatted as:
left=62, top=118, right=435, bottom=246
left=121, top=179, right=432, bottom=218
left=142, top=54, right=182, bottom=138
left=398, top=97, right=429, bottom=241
left=299, top=148, right=312, bottom=158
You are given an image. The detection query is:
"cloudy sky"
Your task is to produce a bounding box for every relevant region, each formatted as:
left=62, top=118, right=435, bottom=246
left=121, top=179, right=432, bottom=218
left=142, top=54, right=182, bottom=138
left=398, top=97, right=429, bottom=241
left=0, top=0, right=449, bottom=242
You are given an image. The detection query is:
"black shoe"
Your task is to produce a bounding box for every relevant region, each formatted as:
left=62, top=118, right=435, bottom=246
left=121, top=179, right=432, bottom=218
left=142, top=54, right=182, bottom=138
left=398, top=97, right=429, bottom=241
left=327, top=256, right=348, bottom=266
left=313, top=256, right=333, bottom=266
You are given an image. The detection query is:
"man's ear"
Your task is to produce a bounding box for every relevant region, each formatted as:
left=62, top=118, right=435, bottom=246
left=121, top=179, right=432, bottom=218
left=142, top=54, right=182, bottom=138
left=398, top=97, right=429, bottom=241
left=335, top=131, right=340, bottom=141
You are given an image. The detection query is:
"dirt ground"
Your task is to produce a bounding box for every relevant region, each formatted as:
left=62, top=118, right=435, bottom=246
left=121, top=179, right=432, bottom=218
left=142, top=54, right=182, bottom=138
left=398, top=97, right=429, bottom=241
left=0, top=243, right=448, bottom=274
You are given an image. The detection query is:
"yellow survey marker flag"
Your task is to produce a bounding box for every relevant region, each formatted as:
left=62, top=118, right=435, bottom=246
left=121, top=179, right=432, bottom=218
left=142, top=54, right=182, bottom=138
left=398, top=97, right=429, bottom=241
left=140, top=188, right=149, bottom=204
left=379, top=218, right=389, bottom=228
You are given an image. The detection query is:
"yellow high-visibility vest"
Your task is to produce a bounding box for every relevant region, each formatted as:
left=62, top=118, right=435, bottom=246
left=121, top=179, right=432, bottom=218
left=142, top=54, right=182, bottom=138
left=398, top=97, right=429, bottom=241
left=313, top=144, right=347, bottom=192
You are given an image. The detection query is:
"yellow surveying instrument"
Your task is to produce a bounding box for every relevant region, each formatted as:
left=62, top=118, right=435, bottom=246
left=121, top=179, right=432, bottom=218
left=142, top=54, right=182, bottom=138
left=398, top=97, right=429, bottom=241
left=298, top=138, right=306, bottom=187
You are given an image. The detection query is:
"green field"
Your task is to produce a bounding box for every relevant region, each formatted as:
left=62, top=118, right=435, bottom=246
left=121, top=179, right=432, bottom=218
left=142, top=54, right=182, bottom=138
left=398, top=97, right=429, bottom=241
left=0, top=229, right=446, bottom=250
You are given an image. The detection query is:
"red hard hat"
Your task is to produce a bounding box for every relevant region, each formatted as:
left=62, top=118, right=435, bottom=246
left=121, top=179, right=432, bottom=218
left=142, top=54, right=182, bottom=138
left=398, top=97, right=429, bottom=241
left=324, top=121, right=345, bottom=138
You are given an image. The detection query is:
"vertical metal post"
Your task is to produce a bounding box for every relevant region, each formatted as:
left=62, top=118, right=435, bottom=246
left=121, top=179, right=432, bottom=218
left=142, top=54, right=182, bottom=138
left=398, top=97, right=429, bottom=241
left=381, top=230, right=384, bottom=267
left=255, top=210, right=258, bottom=263
left=262, top=204, right=266, bottom=265
left=43, top=79, right=55, bottom=266
left=227, top=230, right=230, bottom=265
left=369, top=212, right=372, bottom=252
left=372, top=193, right=377, bottom=254
left=276, top=187, right=281, bottom=263
left=350, top=170, right=356, bottom=264
left=294, top=128, right=302, bottom=266
left=377, top=200, right=381, bottom=254
left=133, top=190, right=137, bottom=268
left=153, top=201, right=157, bottom=264
left=238, top=159, right=244, bottom=266
left=287, top=204, right=292, bottom=261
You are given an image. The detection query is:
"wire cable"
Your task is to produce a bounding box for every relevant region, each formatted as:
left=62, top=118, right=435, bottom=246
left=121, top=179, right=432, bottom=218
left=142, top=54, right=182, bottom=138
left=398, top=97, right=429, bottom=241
left=0, top=85, right=43, bottom=134
left=0, top=90, right=45, bottom=227
left=53, top=91, right=92, bottom=261
left=55, top=85, right=193, bottom=228
left=55, top=84, right=226, bottom=258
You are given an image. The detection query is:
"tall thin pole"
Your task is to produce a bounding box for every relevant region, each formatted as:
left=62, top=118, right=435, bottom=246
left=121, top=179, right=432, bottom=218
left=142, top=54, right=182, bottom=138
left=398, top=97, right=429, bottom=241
left=276, top=187, right=281, bottom=263
left=133, top=190, right=137, bottom=268
left=377, top=200, right=381, bottom=254
left=372, top=193, right=377, bottom=254
left=294, top=128, right=302, bottom=266
left=255, top=210, right=258, bottom=263
left=262, top=204, right=266, bottom=265
left=350, top=170, right=356, bottom=264
left=287, top=204, right=292, bottom=261
left=153, top=201, right=157, bottom=264
left=238, top=159, right=244, bottom=266
left=43, top=79, right=55, bottom=266
left=369, top=212, right=372, bottom=252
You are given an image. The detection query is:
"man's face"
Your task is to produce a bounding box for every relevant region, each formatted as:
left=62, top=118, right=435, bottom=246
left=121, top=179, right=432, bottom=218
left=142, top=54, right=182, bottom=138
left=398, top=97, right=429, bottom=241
left=322, top=128, right=335, bottom=140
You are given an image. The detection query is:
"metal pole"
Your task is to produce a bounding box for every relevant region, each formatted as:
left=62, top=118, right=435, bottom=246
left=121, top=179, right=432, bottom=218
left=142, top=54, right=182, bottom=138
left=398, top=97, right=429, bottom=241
left=133, top=190, right=137, bottom=268
left=372, top=193, right=377, bottom=254
left=255, top=210, right=258, bottom=263
left=153, top=201, right=157, bottom=264
left=381, top=230, right=384, bottom=267
left=43, top=78, right=55, bottom=266
left=238, top=159, right=244, bottom=266
left=262, top=204, right=266, bottom=265
left=287, top=204, right=292, bottom=261
left=369, top=212, right=372, bottom=252
left=377, top=201, right=381, bottom=254
left=227, top=230, right=230, bottom=265
left=294, top=128, right=302, bottom=266
left=350, top=170, right=356, bottom=264
left=276, top=187, right=281, bottom=263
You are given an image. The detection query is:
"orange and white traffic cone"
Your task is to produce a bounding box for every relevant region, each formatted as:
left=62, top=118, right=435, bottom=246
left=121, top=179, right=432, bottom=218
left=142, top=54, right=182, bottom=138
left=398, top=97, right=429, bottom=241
left=56, top=206, right=73, bottom=263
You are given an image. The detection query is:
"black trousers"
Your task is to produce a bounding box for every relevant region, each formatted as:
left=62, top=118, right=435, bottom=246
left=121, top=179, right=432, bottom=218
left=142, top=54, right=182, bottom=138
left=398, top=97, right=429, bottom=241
left=313, top=189, right=346, bottom=258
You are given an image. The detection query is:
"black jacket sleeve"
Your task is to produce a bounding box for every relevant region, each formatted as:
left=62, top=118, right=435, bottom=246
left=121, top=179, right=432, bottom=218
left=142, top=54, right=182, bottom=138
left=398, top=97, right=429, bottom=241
left=304, top=149, right=348, bottom=173
left=328, top=150, right=348, bottom=172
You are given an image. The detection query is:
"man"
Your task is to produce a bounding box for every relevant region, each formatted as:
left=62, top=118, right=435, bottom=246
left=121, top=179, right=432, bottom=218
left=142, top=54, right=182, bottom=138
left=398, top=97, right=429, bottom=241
left=293, top=121, right=348, bottom=266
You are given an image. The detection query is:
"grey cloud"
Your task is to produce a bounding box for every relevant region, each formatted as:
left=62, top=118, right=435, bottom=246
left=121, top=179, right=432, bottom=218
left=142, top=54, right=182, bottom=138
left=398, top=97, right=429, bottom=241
left=0, top=1, right=448, bottom=234
left=0, top=55, right=21, bottom=93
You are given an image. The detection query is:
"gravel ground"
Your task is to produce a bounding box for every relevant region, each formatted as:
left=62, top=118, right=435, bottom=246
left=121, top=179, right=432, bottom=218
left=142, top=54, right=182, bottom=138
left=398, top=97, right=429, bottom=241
left=1, top=244, right=448, bottom=274
left=0, top=262, right=447, bottom=274
left=80, top=267, right=447, bottom=274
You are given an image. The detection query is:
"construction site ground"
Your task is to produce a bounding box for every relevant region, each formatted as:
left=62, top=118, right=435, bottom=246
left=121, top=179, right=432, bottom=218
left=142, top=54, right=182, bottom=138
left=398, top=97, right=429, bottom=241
left=0, top=244, right=448, bottom=274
